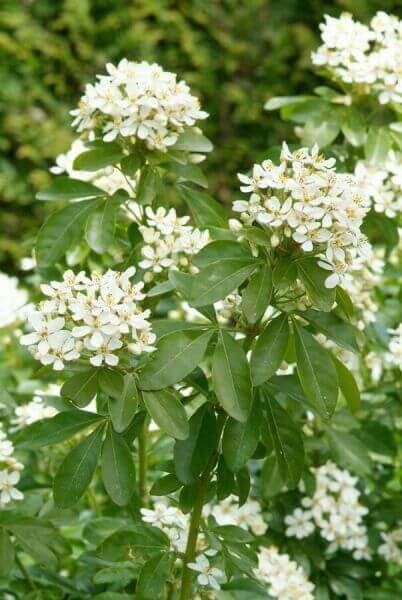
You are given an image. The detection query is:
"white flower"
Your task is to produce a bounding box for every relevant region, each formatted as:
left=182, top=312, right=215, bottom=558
left=0, top=471, right=24, bottom=505
left=39, top=331, right=80, bottom=370
left=88, top=335, right=123, bottom=367
left=20, top=312, right=66, bottom=355
left=285, top=508, right=315, bottom=539
left=188, top=554, right=223, bottom=591
left=255, top=546, right=314, bottom=600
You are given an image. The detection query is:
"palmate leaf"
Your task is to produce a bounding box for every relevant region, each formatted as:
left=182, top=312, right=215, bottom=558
left=138, top=329, right=213, bottom=390
left=54, top=423, right=105, bottom=508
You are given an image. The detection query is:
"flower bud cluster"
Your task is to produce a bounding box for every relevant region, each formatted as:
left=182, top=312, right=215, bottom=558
left=21, top=268, right=155, bottom=370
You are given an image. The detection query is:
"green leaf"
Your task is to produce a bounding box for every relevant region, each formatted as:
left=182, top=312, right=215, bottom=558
left=86, top=199, right=116, bottom=253
left=212, top=330, right=252, bottom=422
left=326, top=429, right=371, bottom=476
left=294, top=323, right=338, bottom=419
left=8, top=519, right=59, bottom=569
left=174, top=129, right=213, bottom=152
left=341, top=108, right=366, bottom=147
left=138, top=329, right=213, bottom=390
left=73, top=142, right=125, bottom=171
left=98, top=368, right=124, bottom=399
left=175, top=258, right=257, bottom=307
left=101, top=427, right=135, bottom=506
left=365, top=127, right=392, bottom=165
left=36, top=199, right=100, bottom=267
left=242, top=265, right=272, bottom=325
left=216, top=456, right=235, bottom=500
left=260, top=454, right=286, bottom=498
left=136, top=552, right=174, bottom=600
left=61, top=369, right=99, bottom=408
left=179, top=185, right=227, bottom=228
left=167, top=162, right=208, bottom=188
left=250, top=314, right=290, bottom=386
left=54, top=423, right=104, bottom=508
left=108, top=374, right=138, bottom=433
left=222, top=400, right=261, bottom=472
left=15, top=409, right=104, bottom=449
left=297, top=258, right=335, bottom=312
left=265, top=96, right=314, bottom=110
left=336, top=287, right=354, bottom=319
left=98, top=526, right=169, bottom=561
left=150, top=474, right=182, bottom=496
left=272, top=257, right=297, bottom=289
left=333, top=357, right=360, bottom=413
left=236, top=467, right=251, bottom=506
left=261, top=390, right=304, bottom=488
left=136, top=166, right=161, bottom=205
left=193, top=240, right=251, bottom=268
left=36, top=177, right=106, bottom=201
left=147, top=280, right=174, bottom=297
left=301, top=309, right=358, bottom=353
left=174, top=403, right=217, bottom=485
left=0, top=528, right=14, bottom=576
left=142, top=389, right=189, bottom=440
left=301, top=106, right=341, bottom=148
left=358, top=422, right=396, bottom=457
left=214, top=525, right=254, bottom=543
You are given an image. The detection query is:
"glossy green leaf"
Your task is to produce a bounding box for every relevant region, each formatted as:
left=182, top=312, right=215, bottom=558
left=61, top=369, right=99, bottom=408
left=36, top=177, right=105, bottom=201
left=136, top=552, right=174, bottom=600
left=260, top=454, right=286, bottom=498
left=294, top=323, right=338, bottom=419
left=150, top=474, right=182, bottom=496
left=98, top=526, right=169, bottom=561
left=242, top=265, right=272, bottom=325
left=108, top=374, right=138, bottom=433
left=15, top=409, right=104, bottom=449
left=142, top=389, right=189, bottom=440
left=272, top=257, right=297, bottom=289
left=136, top=166, right=161, bottom=205
left=98, top=368, right=124, bottom=399
left=73, top=142, right=124, bottom=171
left=222, top=399, right=261, bottom=471
left=261, top=390, right=304, bottom=488
left=250, top=313, right=290, bottom=386
left=36, top=199, right=100, bottom=267
left=174, top=129, right=213, bottom=152
left=174, top=403, right=217, bottom=485
left=101, top=427, right=135, bottom=506
left=297, top=258, right=335, bottom=312
left=86, top=199, right=116, bottom=253
left=0, top=528, right=14, bottom=576
left=179, top=185, right=227, bottom=228
left=212, top=330, right=252, bottom=422
left=333, top=357, right=360, bottom=413
left=301, top=105, right=341, bottom=148
left=326, top=429, right=371, bottom=476
left=54, top=423, right=104, bottom=508
left=301, top=309, right=358, bottom=353
left=193, top=240, right=251, bottom=268
left=365, top=127, right=392, bottom=165
left=138, top=329, right=213, bottom=390
left=341, top=108, right=366, bottom=147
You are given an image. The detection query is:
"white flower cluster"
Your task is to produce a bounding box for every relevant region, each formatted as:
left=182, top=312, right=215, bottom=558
left=210, top=494, right=268, bottom=536
left=20, top=268, right=155, bottom=370
left=255, top=546, right=314, bottom=600
left=137, top=206, right=210, bottom=278
left=378, top=528, right=402, bottom=566
left=285, top=462, right=370, bottom=560
left=12, top=387, right=59, bottom=429
left=71, top=59, right=208, bottom=150
left=355, top=152, right=402, bottom=219
left=0, top=426, right=24, bottom=507
left=233, top=143, right=371, bottom=288
left=386, top=323, right=402, bottom=370
left=0, top=272, right=28, bottom=329
left=312, top=12, right=402, bottom=105
left=51, top=139, right=136, bottom=197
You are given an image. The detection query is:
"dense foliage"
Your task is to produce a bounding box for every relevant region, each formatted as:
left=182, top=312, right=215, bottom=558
left=0, top=5, right=401, bottom=600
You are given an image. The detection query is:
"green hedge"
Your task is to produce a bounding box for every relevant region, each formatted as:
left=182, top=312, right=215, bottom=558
left=0, top=0, right=397, bottom=269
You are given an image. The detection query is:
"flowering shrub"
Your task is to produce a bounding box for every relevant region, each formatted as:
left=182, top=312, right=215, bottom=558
left=0, top=10, right=401, bottom=600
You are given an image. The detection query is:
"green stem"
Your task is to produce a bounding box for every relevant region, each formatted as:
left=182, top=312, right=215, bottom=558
left=16, top=554, right=37, bottom=592
left=138, top=417, right=148, bottom=506
left=179, top=413, right=226, bottom=600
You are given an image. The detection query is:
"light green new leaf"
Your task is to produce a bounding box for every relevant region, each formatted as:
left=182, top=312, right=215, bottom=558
left=297, top=258, right=335, bottom=312
left=212, top=330, right=252, bottom=422
left=261, top=390, right=304, bottom=488
left=15, top=409, right=105, bottom=449
left=301, top=106, right=341, bottom=148
left=138, top=329, right=213, bottom=390
left=101, top=427, right=135, bottom=506
left=294, top=323, right=338, bottom=419
left=73, top=142, right=125, bottom=171
left=242, top=265, right=272, bottom=325
left=61, top=369, right=99, bottom=408
left=333, top=357, right=360, bottom=413
left=174, top=403, right=217, bottom=485
left=341, top=108, right=366, bottom=147
left=86, top=200, right=116, bottom=254
left=365, top=127, right=392, bottom=165
left=173, top=129, right=213, bottom=152
left=222, top=399, right=261, bottom=472
left=250, top=313, right=289, bottom=386
left=142, top=389, right=189, bottom=440
left=54, top=423, right=104, bottom=508
left=108, top=374, right=138, bottom=433
left=136, top=166, right=161, bottom=205
left=36, top=177, right=106, bottom=201
left=36, top=199, right=100, bottom=267
left=136, top=552, right=174, bottom=600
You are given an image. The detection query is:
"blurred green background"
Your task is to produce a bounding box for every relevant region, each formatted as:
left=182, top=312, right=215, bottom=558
left=0, top=0, right=398, bottom=271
